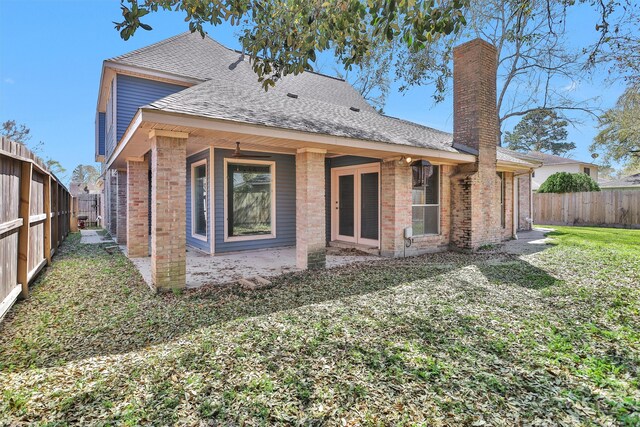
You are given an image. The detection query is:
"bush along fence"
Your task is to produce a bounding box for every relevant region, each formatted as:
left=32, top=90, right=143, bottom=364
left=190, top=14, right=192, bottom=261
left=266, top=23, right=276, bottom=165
left=534, top=190, right=640, bottom=228
left=0, top=137, right=76, bottom=320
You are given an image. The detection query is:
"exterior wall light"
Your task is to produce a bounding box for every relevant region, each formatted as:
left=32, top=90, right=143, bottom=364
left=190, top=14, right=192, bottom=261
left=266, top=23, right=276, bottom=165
left=411, top=159, right=434, bottom=187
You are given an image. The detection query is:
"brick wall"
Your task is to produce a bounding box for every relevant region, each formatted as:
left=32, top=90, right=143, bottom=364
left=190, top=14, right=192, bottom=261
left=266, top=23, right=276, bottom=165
left=150, top=135, right=186, bottom=290
left=501, top=172, right=514, bottom=241
left=380, top=159, right=412, bottom=257
left=115, top=169, right=127, bottom=244
left=450, top=38, right=502, bottom=250
left=126, top=158, right=149, bottom=258
left=296, top=149, right=326, bottom=269
left=517, top=174, right=533, bottom=230
left=107, top=169, right=117, bottom=236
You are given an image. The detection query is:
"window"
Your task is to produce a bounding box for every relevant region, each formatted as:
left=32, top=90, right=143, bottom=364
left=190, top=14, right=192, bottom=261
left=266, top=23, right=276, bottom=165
left=191, top=160, right=207, bottom=240
left=412, top=165, right=440, bottom=235
left=498, top=172, right=506, bottom=228
left=584, top=167, right=591, bottom=176
left=225, top=160, right=275, bottom=240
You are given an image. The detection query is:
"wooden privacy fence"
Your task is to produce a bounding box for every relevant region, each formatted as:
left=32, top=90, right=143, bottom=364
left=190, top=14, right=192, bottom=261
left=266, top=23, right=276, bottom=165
left=534, top=191, right=640, bottom=228
left=1, top=137, right=74, bottom=320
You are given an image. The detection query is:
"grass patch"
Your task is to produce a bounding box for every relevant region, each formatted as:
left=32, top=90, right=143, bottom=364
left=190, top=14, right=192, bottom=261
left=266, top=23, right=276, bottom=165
left=0, top=227, right=638, bottom=425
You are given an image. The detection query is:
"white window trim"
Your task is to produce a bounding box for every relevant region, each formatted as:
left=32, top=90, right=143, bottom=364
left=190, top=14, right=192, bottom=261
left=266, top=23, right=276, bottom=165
left=223, top=158, right=277, bottom=243
left=191, top=159, right=208, bottom=242
left=411, top=165, right=441, bottom=236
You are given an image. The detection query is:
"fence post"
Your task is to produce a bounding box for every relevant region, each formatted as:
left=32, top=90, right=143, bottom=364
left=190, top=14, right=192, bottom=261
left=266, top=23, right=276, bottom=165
left=17, top=161, right=33, bottom=300
left=43, top=175, right=52, bottom=264
left=70, top=195, right=78, bottom=232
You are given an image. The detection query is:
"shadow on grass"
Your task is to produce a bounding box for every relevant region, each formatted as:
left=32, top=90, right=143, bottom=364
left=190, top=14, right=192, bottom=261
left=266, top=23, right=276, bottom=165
left=0, top=233, right=560, bottom=372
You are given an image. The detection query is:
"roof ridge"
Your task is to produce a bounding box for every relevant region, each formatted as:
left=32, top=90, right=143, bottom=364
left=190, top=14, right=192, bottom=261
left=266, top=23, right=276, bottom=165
left=108, top=31, right=194, bottom=62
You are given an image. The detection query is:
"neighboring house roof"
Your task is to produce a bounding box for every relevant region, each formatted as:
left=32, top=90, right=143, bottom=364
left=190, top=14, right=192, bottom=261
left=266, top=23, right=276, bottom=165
left=107, top=32, right=537, bottom=166
left=599, top=173, right=640, bottom=188
left=525, top=150, right=596, bottom=167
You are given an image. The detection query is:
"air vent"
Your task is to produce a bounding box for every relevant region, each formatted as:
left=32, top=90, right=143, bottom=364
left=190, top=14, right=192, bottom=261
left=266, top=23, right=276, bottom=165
left=286, top=93, right=298, bottom=99
left=350, top=106, right=360, bottom=112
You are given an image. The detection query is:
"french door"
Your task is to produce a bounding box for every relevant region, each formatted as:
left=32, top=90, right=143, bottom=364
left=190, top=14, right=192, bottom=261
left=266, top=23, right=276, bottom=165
left=331, top=164, right=380, bottom=247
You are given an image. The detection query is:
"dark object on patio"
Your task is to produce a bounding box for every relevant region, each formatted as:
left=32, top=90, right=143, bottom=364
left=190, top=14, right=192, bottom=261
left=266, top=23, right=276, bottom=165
left=104, top=245, right=119, bottom=254
left=77, top=215, right=88, bottom=229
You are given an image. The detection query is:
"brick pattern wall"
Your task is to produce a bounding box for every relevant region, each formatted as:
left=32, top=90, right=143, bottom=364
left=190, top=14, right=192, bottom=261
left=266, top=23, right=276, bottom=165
left=380, top=160, right=412, bottom=257
left=108, top=170, right=118, bottom=236
left=115, top=170, right=127, bottom=244
left=501, top=172, right=514, bottom=240
left=126, top=158, right=149, bottom=258
left=296, top=150, right=326, bottom=269
left=517, top=174, right=532, bottom=230
left=450, top=39, right=501, bottom=250
left=151, top=136, right=186, bottom=290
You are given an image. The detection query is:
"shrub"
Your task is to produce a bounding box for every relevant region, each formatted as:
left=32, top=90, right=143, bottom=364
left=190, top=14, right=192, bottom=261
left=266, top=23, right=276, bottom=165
left=538, top=172, right=601, bottom=193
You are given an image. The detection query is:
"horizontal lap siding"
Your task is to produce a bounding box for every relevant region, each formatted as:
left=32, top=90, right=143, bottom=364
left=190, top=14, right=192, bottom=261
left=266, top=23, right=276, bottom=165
left=214, top=148, right=296, bottom=253
left=97, top=112, right=105, bottom=156
left=116, top=75, right=187, bottom=142
left=325, top=156, right=381, bottom=242
left=186, top=150, right=211, bottom=252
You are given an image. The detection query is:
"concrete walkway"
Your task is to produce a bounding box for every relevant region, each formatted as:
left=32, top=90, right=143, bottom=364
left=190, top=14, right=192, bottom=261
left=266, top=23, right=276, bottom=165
left=79, top=229, right=113, bottom=244
left=503, top=227, right=554, bottom=255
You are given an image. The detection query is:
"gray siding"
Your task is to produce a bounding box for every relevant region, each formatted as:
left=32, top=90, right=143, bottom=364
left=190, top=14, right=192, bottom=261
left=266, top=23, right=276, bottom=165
left=96, top=112, right=105, bottom=157
left=186, top=150, right=211, bottom=252
left=325, top=156, right=381, bottom=242
left=214, top=148, right=296, bottom=253
left=105, top=80, right=116, bottom=159
left=116, top=75, right=186, bottom=142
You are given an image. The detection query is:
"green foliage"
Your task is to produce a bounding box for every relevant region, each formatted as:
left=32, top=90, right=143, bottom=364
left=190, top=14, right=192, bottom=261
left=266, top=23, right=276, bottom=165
left=504, top=109, right=576, bottom=155
left=114, top=0, right=467, bottom=89
left=1, top=120, right=31, bottom=144
left=590, top=84, right=640, bottom=171
left=538, top=172, right=601, bottom=193
left=70, top=164, right=100, bottom=188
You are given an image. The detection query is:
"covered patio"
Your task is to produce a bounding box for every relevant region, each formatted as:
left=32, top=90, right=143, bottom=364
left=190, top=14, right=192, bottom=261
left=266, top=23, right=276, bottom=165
left=128, top=246, right=381, bottom=289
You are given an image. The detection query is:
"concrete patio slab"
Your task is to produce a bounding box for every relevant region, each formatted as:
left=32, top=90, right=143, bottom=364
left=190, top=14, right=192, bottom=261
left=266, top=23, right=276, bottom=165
left=80, top=229, right=113, bottom=244
left=129, top=246, right=381, bottom=289
left=503, top=228, right=554, bottom=255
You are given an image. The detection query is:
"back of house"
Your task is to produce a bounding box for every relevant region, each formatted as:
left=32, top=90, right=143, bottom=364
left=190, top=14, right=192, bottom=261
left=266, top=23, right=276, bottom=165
left=94, top=32, right=539, bottom=290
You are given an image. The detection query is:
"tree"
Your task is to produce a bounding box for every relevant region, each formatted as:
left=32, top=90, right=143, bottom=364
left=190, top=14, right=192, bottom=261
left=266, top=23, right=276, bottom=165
left=1, top=120, right=44, bottom=153
left=71, top=165, right=100, bottom=188
left=395, top=0, right=611, bottom=135
left=590, top=84, right=640, bottom=171
left=504, top=109, right=575, bottom=155
left=334, top=38, right=394, bottom=112
left=114, top=0, right=467, bottom=89
left=538, top=172, right=600, bottom=193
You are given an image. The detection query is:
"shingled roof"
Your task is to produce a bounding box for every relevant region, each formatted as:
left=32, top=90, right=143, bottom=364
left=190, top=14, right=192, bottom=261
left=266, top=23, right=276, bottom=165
left=525, top=151, right=595, bottom=166
left=599, top=173, right=640, bottom=188
left=108, top=32, right=536, bottom=163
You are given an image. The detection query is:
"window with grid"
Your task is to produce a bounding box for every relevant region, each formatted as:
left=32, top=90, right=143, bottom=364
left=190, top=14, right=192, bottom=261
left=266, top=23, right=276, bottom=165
left=411, top=165, right=440, bottom=235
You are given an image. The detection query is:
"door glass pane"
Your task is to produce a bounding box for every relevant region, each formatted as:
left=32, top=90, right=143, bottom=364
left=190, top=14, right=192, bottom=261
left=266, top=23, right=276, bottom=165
left=412, top=205, right=439, bottom=235
left=194, top=164, right=207, bottom=236
left=338, top=174, right=354, bottom=237
left=360, top=172, right=378, bottom=240
left=228, top=163, right=272, bottom=237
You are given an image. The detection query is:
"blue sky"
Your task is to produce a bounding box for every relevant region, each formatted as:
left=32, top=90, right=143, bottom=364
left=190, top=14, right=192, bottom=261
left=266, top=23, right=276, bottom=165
left=0, top=0, right=630, bottom=182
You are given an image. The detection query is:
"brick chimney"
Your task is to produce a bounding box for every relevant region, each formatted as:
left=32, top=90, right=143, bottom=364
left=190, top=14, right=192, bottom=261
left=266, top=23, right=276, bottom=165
left=450, top=38, right=501, bottom=250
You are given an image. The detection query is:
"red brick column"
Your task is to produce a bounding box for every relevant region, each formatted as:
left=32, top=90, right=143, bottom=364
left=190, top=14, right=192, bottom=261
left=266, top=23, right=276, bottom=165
left=115, top=170, right=127, bottom=244
left=150, top=131, right=187, bottom=290
left=380, top=159, right=412, bottom=257
left=126, top=157, right=149, bottom=258
left=296, top=148, right=326, bottom=269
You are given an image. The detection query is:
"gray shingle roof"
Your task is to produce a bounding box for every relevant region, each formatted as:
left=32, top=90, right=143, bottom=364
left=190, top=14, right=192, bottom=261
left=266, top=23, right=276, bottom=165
left=525, top=150, right=594, bottom=166
left=600, top=173, right=640, bottom=188
left=108, top=31, right=537, bottom=164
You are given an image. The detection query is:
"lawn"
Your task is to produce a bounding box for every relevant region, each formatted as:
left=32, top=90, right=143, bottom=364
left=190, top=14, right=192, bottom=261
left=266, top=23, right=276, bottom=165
left=0, top=226, right=638, bottom=425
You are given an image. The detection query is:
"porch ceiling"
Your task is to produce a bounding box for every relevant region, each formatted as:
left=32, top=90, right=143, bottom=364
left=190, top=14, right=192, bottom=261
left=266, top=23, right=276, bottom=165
left=108, top=109, right=477, bottom=169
